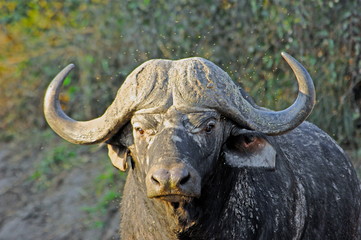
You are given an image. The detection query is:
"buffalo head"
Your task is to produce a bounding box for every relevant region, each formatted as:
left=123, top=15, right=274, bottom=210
left=44, top=52, right=315, bottom=206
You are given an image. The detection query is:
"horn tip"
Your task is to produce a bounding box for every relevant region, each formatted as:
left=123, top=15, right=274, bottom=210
left=66, top=63, right=75, bottom=70
left=281, top=52, right=300, bottom=67
left=281, top=51, right=291, bottom=59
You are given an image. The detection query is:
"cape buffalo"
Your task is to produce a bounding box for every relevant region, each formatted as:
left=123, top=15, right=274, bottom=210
left=44, top=52, right=361, bottom=239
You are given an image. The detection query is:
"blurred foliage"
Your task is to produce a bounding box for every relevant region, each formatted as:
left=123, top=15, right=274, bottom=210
left=30, top=139, right=87, bottom=190
left=82, top=164, right=124, bottom=228
left=1, top=0, right=360, bottom=152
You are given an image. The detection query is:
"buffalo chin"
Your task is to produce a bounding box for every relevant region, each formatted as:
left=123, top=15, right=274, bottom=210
left=154, top=195, right=200, bottom=232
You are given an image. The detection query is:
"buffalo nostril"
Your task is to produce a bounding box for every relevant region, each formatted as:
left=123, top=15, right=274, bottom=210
left=150, top=169, right=169, bottom=187
left=179, top=172, right=191, bottom=185
left=151, top=175, right=160, bottom=185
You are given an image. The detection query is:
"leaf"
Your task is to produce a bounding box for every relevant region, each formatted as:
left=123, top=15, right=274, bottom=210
left=63, top=76, right=71, bottom=86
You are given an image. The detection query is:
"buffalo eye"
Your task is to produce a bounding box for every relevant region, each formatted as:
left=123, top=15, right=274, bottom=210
left=135, top=127, right=145, bottom=135
left=243, top=135, right=256, bottom=147
left=205, top=121, right=216, bottom=133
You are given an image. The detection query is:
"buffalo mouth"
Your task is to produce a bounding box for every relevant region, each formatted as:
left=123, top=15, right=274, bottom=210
left=153, top=194, right=201, bottom=229
left=154, top=194, right=196, bottom=203
left=151, top=193, right=199, bottom=211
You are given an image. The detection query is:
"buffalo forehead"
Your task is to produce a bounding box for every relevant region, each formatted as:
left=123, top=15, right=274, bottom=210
left=125, top=57, right=242, bottom=114
left=133, top=107, right=219, bottom=130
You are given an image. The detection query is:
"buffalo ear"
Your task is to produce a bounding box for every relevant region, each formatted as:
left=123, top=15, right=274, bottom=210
left=223, top=130, right=276, bottom=170
left=107, top=144, right=129, bottom=171
left=106, top=123, right=134, bottom=171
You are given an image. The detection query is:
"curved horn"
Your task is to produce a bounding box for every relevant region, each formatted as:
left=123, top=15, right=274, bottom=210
left=240, top=52, right=316, bottom=135
left=44, top=64, right=133, bottom=144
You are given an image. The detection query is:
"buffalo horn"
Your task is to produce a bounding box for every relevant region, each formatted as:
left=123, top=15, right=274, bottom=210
left=44, top=64, right=133, bottom=144
left=240, top=52, right=316, bottom=135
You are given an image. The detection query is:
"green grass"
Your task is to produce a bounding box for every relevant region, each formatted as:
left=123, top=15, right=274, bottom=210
left=31, top=142, right=80, bottom=190
left=82, top=163, right=126, bottom=228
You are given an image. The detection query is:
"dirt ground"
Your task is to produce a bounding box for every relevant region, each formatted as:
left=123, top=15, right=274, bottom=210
left=0, top=133, right=123, bottom=240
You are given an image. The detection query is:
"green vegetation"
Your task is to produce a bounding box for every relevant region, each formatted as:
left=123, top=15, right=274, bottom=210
left=1, top=0, right=360, bottom=151
left=31, top=141, right=79, bottom=189
left=82, top=164, right=125, bottom=228
left=82, top=190, right=120, bottom=228
left=1, top=0, right=360, bottom=210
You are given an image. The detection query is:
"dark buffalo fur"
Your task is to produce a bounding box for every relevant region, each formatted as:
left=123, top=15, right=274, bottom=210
left=119, top=122, right=361, bottom=240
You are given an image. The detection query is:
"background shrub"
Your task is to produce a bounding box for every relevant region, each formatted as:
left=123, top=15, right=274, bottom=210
left=1, top=0, right=360, bottom=153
